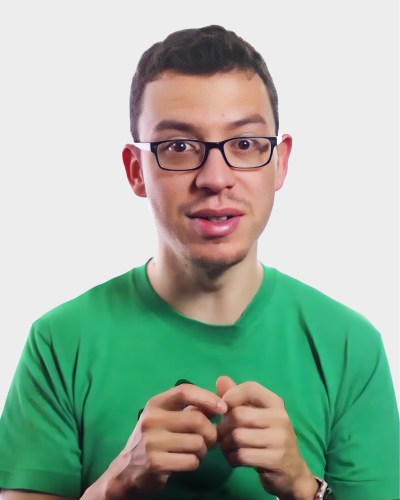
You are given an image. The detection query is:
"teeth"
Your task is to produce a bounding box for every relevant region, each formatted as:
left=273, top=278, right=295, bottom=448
left=207, top=216, right=229, bottom=222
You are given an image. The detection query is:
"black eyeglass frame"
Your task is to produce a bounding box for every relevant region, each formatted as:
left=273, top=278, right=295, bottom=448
left=131, top=136, right=283, bottom=171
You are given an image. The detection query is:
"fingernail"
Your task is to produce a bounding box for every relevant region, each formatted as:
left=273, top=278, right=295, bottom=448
left=217, top=400, right=227, bottom=412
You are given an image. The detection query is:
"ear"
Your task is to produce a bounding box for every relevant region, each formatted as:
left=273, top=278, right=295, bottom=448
left=122, top=144, right=147, bottom=198
left=275, top=134, right=292, bottom=192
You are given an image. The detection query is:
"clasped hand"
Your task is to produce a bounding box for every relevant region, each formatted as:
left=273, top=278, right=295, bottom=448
left=101, top=376, right=317, bottom=500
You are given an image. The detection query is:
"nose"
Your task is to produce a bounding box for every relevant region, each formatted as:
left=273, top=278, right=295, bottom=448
left=194, top=147, right=236, bottom=193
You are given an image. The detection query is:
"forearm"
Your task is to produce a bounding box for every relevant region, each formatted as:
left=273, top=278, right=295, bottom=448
left=275, top=470, right=318, bottom=500
left=80, top=477, right=106, bottom=500
left=80, top=459, right=145, bottom=500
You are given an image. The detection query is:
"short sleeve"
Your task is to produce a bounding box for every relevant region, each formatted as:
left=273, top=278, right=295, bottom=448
left=325, top=322, right=399, bottom=500
left=0, top=322, right=82, bottom=497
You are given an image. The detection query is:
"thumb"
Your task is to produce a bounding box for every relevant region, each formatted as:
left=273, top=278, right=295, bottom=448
left=216, top=375, right=236, bottom=398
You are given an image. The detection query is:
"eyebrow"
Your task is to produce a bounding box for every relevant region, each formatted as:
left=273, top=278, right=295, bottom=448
left=153, top=114, right=269, bottom=135
left=154, top=120, right=197, bottom=134
left=227, top=114, right=268, bottom=129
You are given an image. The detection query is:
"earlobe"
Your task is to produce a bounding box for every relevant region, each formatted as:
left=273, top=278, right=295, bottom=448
left=122, top=145, right=147, bottom=198
left=275, top=134, right=292, bottom=192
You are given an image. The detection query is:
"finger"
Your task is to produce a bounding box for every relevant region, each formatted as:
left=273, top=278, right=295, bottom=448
left=224, top=447, right=281, bottom=470
left=222, top=381, right=284, bottom=409
left=216, top=375, right=236, bottom=397
left=217, top=406, right=282, bottom=439
left=219, top=427, right=282, bottom=455
left=141, top=408, right=218, bottom=448
left=145, top=430, right=208, bottom=459
left=146, top=450, right=201, bottom=473
left=184, top=404, right=217, bottom=420
left=150, top=383, right=227, bottom=414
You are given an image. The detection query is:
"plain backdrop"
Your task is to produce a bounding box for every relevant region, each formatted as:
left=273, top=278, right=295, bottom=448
left=0, top=0, right=398, bottom=413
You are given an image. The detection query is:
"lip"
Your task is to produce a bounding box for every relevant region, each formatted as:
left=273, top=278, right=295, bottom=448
left=188, top=208, right=244, bottom=218
left=188, top=210, right=243, bottom=238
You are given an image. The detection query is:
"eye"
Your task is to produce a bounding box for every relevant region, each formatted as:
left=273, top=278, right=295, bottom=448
left=167, top=141, right=194, bottom=153
left=236, top=138, right=253, bottom=150
left=229, top=138, right=262, bottom=152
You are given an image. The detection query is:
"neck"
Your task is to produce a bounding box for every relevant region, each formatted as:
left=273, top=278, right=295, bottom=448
left=146, top=246, right=264, bottom=325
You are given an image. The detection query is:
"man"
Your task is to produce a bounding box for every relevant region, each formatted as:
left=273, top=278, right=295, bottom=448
left=0, top=25, right=398, bottom=500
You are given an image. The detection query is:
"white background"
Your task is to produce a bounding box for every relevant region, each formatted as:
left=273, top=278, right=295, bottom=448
left=0, top=0, right=398, bottom=413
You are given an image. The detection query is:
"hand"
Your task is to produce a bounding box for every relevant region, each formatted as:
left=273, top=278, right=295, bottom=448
left=216, top=376, right=317, bottom=500
left=98, top=384, right=227, bottom=499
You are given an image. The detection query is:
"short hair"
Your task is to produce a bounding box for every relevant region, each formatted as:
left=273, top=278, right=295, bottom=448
left=129, top=25, right=279, bottom=140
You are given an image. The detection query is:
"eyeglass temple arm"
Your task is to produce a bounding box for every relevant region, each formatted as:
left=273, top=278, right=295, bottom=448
left=132, top=141, right=152, bottom=151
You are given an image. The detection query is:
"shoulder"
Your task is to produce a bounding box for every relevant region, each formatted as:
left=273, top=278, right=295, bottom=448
left=268, top=267, right=382, bottom=348
left=268, top=269, right=392, bottom=414
left=270, top=267, right=377, bottom=326
left=30, top=266, right=142, bottom=343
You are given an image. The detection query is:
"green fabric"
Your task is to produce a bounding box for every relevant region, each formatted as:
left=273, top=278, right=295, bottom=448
left=0, top=263, right=398, bottom=499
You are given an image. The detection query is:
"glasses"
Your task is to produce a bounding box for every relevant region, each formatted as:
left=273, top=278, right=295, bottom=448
left=132, top=136, right=282, bottom=171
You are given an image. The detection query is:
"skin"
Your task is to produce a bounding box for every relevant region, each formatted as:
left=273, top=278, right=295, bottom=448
left=216, top=376, right=317, bottom=499
left=1, top=71, right=318, bottom=499
left=124, top=70, right=291, bottom=324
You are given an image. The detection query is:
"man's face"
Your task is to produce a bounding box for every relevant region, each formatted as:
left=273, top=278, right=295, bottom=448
left=124, top=70, right=291, bottom=271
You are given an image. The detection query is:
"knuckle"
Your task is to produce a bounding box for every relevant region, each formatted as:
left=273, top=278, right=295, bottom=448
left=277, top=395, right=285, bottom=407
left=231, top=427, right=243, bottom=446
left=140, top=413, right=157, bottom=431
left=192, top=434, right=205, bottom=451
left=205, top=431, right=218, bottom=450
left=245, top=381, right=261, bottom=392
left=203, top=418, right=217, bottom=438
left=175, top=383, right=192, bottom=398
left=147, top=451, right=164, bottom=472
left=145, top=394, right=159, bottom=410
left=198, top=445, right=207, bottom=460
left=277, top=407, right=290, bottom=423
left=244, top=381, right=263, bottom=400
left=235, top=447, right=249, bottom=465
left=141, top=432, right=157, bottom=452
left=208, top=423, right=218, bottom=441
left=226, top=448, right=245, bottom=467
left=186, top=454, right=200, bottom=471
left=231, top=406, right=246, bottom=424
left=190, top=410, right=206, bottom=429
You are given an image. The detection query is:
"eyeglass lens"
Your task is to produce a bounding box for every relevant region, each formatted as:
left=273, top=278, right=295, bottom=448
left=156, top=138, right=273, bottom=170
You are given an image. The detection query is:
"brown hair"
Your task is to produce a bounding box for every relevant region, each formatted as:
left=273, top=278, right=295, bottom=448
left=129, top=25, right=279, bottom=140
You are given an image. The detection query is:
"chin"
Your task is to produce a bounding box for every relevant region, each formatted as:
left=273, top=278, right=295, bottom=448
left=186, top=246, right=250, bottom=276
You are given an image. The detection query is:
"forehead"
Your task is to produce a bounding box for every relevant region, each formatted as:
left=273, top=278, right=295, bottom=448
left=137, top=70, right=275, bottom=139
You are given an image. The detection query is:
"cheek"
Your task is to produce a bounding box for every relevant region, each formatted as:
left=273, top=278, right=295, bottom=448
left=145, top=174, right=184, bottom=221
left=250, top=173, right=277, bottom=225
left=248, top=169, right=276, bottom=203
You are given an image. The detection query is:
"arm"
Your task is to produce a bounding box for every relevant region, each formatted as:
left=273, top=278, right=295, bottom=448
left=1, top=316, right=229, bottom=499
left=325, top=321, right=400, bottom=500
left=216, top=376, right=319, bottom=500
left=80, top=383, right=228, bottom=499
left=1, top=382, right=227, bottom=500
left=0, top=492, right=73, bottom=500
left=0, top=323, right=82, bottom=496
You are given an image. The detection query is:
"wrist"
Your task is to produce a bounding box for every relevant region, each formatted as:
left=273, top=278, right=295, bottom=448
left=279, top=469, right=318, bottom=500
left=81, top=479, right=107, bottom=500
left=81, top=455, right=140, bottom=500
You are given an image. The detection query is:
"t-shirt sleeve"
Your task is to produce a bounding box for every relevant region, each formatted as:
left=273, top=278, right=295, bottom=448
left=325, top=319, right=400, bottom=500
left=0, top=321, right=82, bottom=497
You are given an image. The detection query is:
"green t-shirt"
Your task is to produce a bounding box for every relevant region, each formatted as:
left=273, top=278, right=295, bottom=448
left=0, top=264, right=398, bottom=499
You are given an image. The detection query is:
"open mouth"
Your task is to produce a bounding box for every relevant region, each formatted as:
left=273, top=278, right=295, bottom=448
left=187, top=208, right=244, bottom=237
left=198, top=216, right=234, bottom=222
left=188, top=213, right=243, bottom=238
